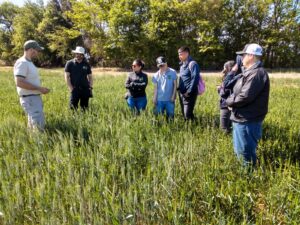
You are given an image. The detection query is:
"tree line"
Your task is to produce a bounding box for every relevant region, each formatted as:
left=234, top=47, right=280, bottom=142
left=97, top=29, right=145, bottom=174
left=0, top=0, right=299, bottom=69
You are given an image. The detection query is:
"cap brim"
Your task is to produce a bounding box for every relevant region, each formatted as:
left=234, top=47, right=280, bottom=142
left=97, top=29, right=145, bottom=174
left=30, top=46, right=44, bottom=51
left=72, top=50, right=84, bottom=54
left=157, top=63, right=166, bottom=66
left=236, top=50, right=246, bottom=55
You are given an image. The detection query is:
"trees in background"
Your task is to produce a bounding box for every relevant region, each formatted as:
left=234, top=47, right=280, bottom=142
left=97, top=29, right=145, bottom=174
left=0, top=0, right=299, bottom=69
left=0, top=2, right=19, bottom=64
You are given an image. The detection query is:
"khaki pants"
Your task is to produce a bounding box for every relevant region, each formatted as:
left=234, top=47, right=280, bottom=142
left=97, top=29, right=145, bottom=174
left=20, top=95, right=45, bottom=131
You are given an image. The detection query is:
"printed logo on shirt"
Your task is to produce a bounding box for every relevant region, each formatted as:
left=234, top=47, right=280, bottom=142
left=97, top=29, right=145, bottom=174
left=83, top=66, right=88, bottom=70
left=167, top=75, right=172, bottom=80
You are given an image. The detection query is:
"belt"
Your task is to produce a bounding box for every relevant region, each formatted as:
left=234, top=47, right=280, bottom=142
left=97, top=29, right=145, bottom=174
left=20, top=94, right=40, bottom=98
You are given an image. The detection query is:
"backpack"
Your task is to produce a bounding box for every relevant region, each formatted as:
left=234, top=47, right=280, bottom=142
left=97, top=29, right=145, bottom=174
left=188, top=61, right=205, bottom=95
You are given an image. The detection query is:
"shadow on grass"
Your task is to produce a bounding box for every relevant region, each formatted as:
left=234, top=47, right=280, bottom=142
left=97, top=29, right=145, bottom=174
left=45, top=117, right=90, bottom=143
left=260, top=123, right=300, bottom=165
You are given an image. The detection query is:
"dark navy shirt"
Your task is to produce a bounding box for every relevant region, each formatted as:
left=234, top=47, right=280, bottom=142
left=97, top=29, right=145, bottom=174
left=65, top=59, right=92, bottom=88
left=178, top=56, right=200, bottom=95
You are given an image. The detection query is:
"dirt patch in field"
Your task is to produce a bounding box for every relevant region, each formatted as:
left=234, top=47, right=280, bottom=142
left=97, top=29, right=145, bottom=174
left=91, top=68, right=300, bottom=79
left=1, top=66, right=300, bottom=79
left=267, top=72, right=300, bottom=79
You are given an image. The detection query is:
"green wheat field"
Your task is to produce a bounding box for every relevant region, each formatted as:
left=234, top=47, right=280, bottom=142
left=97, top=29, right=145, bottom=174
left=0, top=68, right=299, bottom=224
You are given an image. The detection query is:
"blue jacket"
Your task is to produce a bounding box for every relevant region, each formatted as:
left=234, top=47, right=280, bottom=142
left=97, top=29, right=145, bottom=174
left=178, top=56, right=200, bottom=95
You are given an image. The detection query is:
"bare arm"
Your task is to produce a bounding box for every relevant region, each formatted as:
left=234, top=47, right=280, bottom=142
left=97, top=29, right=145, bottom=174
left=64, top=72, right=73, bottom=92
left=87, top=74, right=93, bottom=88
left=153, top=83, right=157, bottom=105
left=15, top=77, right=50, bottom=94
left=171, top=79, right=177, bottom=102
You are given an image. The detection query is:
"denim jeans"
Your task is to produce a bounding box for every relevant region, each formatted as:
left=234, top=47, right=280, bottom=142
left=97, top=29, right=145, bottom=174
left=127, top=96, right=147, bottom=113
left=155, top=101, right=175, bottom=118
left=232, top=121, right=263, bottom=166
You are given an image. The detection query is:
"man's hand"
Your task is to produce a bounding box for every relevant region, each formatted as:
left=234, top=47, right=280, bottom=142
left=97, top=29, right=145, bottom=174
left=183, top=92, right=189, bottom=98
left=171, top=96, right=176, bottom=102
left=39, top=87, right=50, bottom=94
left=153, top=97, right=157, bottom=105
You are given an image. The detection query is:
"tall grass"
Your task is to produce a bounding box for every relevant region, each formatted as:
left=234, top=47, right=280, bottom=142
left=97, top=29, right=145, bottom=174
left=0, top=69, right=299, bottom=224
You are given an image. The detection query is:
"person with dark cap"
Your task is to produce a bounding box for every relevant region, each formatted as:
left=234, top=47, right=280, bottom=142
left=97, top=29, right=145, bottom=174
left=226, top=43, right=270, bottom=167
left=152, top=56, right=177, bottom=119
left=14, top=40, right=50, bottom=131
left=65, top=46, right=93, bottom=110
left=177, top=46, right=200, bottom=120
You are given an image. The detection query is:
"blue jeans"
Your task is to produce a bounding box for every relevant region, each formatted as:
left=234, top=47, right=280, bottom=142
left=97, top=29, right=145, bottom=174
left=127, top=96, right=147, bottom=113
left=155, top=101, right=175, bottom=118
left=233, top=121, right=263, bottom=166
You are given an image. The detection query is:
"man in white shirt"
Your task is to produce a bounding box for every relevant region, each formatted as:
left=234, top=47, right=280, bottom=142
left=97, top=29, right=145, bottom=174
left=14, top=40, right=50, bottom=131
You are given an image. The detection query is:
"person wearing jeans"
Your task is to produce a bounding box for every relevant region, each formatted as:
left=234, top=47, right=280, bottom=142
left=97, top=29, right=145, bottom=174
left=152, top=56, right=177, bottom=120
left=177, top=46, right=200, bottom=120
left=226, top=43, right=270, bottom=166
left=125, top=59, right=148, bottom=114
left=232, top=121, right=262, bottom=165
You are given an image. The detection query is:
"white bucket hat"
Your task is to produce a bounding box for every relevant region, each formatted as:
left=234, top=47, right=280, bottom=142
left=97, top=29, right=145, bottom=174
left=72, top=46, right=85, bottom=55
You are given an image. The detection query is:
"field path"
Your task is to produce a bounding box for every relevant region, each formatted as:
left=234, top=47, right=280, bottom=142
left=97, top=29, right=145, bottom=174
left=1, top=66, right=299, bottom=79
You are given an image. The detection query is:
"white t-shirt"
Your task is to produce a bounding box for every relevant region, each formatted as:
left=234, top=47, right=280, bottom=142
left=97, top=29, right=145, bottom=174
left=14, top=56, right=41, bottom=96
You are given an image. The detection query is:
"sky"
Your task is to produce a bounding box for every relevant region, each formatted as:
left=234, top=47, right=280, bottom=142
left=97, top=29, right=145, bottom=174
left=0, top=0, right=48, bottom=6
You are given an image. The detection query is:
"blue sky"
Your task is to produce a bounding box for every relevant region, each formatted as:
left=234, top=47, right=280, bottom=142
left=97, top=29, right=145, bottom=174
left=0, top=0, right=48, bottom=6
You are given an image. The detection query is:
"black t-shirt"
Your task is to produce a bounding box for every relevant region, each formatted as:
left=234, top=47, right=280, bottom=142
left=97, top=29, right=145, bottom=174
left=125, top=71, right=148, bottom=98
left=65, top=59, right=92, bottom=88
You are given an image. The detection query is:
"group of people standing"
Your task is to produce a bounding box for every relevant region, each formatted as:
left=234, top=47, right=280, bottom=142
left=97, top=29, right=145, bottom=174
left=13, top=40, right=269, bottom=167
left=125, top=46, right=201, bottom=121
left=217, top=44, right=270, bottom=166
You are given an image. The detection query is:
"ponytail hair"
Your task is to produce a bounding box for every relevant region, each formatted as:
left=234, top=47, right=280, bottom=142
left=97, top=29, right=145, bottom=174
left=133, top=59, right=145, bottom=70
left=222, top=60, right=235, bottom=81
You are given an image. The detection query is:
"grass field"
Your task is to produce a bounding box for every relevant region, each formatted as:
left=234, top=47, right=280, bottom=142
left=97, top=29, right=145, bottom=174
left=0, top=68, right=300, bottom=224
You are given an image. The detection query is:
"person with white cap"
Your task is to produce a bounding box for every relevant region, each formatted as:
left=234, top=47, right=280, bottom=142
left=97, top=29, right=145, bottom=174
left=226, top=43, right=270, bottom=167
left=14, top=40, right=50, bottom=131
left=64, top=46, right=93, bottom=110
left=152, top=56, right=177, bottom=120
